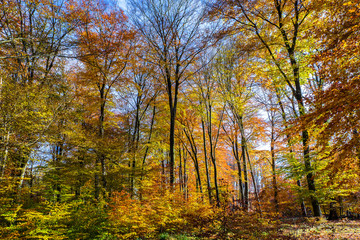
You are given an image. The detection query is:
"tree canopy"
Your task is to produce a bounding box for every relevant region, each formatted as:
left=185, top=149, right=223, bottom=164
left=0, top=0, right=359, bottom=239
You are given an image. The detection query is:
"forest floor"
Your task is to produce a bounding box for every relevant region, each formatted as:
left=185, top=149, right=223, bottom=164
left=163, top=218, right=360, bottom=240
left=280, top=218, right=360, bottom=239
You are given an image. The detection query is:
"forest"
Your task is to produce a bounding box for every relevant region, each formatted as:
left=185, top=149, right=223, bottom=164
left=0, top=0, right=359, bottom=239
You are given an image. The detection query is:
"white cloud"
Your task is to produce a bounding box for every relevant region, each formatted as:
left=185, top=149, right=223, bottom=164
left=117, top=0, right=127, bottom=10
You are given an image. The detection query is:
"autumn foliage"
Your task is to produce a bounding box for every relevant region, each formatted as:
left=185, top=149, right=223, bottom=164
left=0, top=0, right=359, bottom=239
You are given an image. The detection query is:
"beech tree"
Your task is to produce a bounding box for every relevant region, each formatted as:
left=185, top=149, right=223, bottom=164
left=1, top=0, right=360, bottom=238
left=212, top=47, right=255, bottom=210
left=298, top=0, right=360, bottom=219
left=75, top=0, right=134, bottom=199
left=208, top=0, right=322, bottom=216
left=305, top=0, right=360, bottom=165
left=127, top=0, right=211, bottom=188
left=0, top=0, right=80, bottom=191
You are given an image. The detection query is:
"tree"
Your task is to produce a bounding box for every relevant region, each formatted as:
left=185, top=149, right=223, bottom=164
left=299, top=0, right=360, bottom=219
left=305, top=0, right=360, bottom=164
left=119, top=50, right=159, bottom=198
left=75, top=0, right=134, bottom=199
left=195, top=66, right=225, bottom=206
left=208, top=0, right=322, bottom=216
left=127, top=0, right=211, bottom=188
left=0, top=0, right=80, bottom=191
left=212, top=47, right=255, bottom=210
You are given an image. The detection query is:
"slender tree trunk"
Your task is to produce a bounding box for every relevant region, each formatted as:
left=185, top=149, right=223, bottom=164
left=270, top=132, right=279, bottom=213
left=245, top=146, right=262, bottom=213
left=235, top=114, right=250, bottom=211
left=235, top=154, right=244, bottom=207
left=207, top=104, right=221, bottom=207
left=18, top=157, right=29, bottom=190
left=302, top=129, right=321, bottom=216
left=193, top=155, right=203, bottom=194
left=230, top=108, right=251, bottom=210
left=166, top=68, right=180, bottom=190
left=183, top=128, right=203, bottom=194
left=232, top=131, right=244, bottom=207
left=140, top=105, right=156, bottom=200
left=241, top=140, right=249, bottom=210
left=201, top=118, right=212, bottom=203
left=169, top=106, right=176, bottom=188
left=296, top=180, right=307, bottom=216
left=53, top=143, right=63, bottom=202
left=29, top=161, right=34, bottom=188
left=95, top=85, right=107, bottom=200
left=287, top=15, right=321, bottom=215
left=212, top=157, right=220, bottom=206
left=130, top=98, right=141, bottom=198
left=0, top=130, right=10, bottom=178
left=16, top=148, right=31, bottom=192
left=328, top=200, right=339, bottom=220
left=75, top=151, right=85, bottom=199
left=277, top=92, right=307, bottom=216
left=183, top=148, right=187, bottom=199
left=179, top=147, right=183, bottom=192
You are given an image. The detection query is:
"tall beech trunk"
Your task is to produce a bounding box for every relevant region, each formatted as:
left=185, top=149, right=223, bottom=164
left=169, top=106, right=176, bottom=188
left=166, top=67, right=180, bottom=189
left=183, top=148, right=188, bottom=199
left=245, top=146, right=262, bottom=213
left=241, top=138, right=249, bottom=210
left=224, top=123, right=244, bottom=207
left=278, top=0, right=321, bottom=216
left=95, top=85, right=107, bottom=200
left=201, top=118, right=212, bottom=203
left=18, top=154, right=29, bottom=190
left=179, top=147, right=183, bottom=192
left=183, top=128, right=203, bottom=194
left=128, top=0, right=208, bottom=191
left=233, top=133, right=244, bottom=207
left=232, top=0, right=321, bottom=216
left=207, top=104, right=225, bottom=207
left=0, top=130, right=10, bottom=178
left=140, top=105, right=156, bottom=200
left=207, top=104, right=220, bottom=206
left=270, top=131, right=279, bottom=213
left=296, top=180, right=307, bottom=216
left=16, top=148, right=31, bottom=192
left=130, top=93, right=142, bottom=198
left=233, top=113, right=249, bottom=210
left=277, top=92, right=307, bottom=216
left=75, top=151, right=85, bottom=199
left=53, top=143, right=63, bottom=202
left=302, top=129, right=321, bottom=216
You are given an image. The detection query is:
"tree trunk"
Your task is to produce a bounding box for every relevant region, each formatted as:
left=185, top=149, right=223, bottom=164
left=241, top=138, right=249, bottom=210
left=140, top=105, right=156, bottom=200
left=302, top=129, right=321, bottom=217
left=234, top=142, right=244, bottom=207
left=95, top=85, right=107, bottom=200
left=0, top=130, right=10, bottom=178
left=328, top=201, right=339, bottom=220
left=277, top=92, right=307, bottom=216
left=245, top=146, right=262, bottom=213
left=169, top=106, right=176, bottom=188
left=201, top=119, right=212, bottom=203
left=183, top=148, right=187, bottom=199
left=183, top=128, right=203, bottom=194
left=271, top=130, right=279, bottom=213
